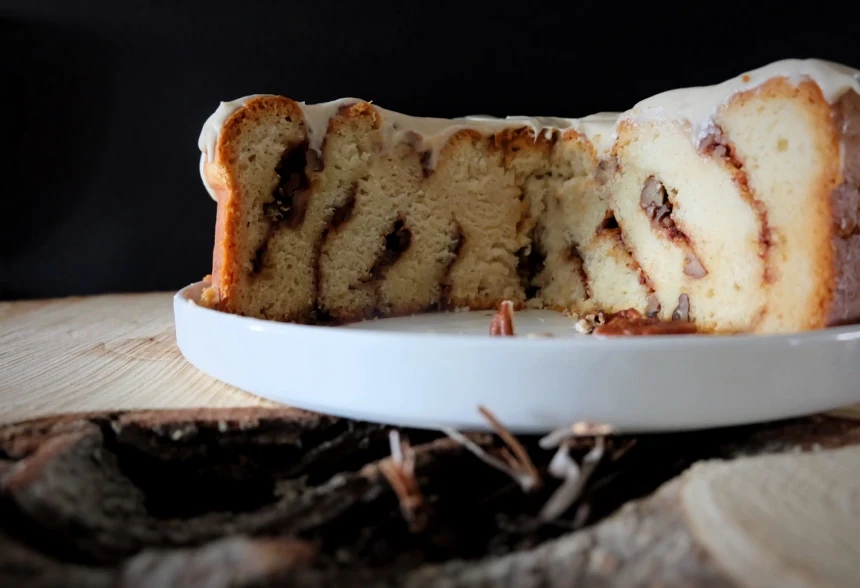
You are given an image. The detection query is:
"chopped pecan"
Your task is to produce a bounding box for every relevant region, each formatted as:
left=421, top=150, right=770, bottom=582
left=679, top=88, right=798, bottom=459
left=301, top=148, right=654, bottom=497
left=683, top=253, right=708, bottom=279
left=489, top=300, right=515, bottom=336
left=592, top=308, right=696, bottom=337
left=672, top=293, right=691, bottom=321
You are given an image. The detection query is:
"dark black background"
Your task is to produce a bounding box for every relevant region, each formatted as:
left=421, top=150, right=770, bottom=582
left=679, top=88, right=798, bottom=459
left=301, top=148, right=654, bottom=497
left=2, top=2, right=858, bottom=300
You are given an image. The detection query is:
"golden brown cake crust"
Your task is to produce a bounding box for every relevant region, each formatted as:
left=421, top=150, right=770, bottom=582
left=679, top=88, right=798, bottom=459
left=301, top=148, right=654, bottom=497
left=719, top=79, right=840, bottom=331
left=204, top=96, right=308, bottom=315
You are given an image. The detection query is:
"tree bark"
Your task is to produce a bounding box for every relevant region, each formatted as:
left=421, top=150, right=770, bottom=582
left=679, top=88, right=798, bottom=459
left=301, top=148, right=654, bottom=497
left=1, top=408, right=858, bottom=587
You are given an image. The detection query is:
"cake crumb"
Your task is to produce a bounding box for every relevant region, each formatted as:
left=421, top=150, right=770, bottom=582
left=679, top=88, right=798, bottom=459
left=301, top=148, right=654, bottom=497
left=573, top=312, right=605, bottom=334
left=199, top=285, right=220, bottom=309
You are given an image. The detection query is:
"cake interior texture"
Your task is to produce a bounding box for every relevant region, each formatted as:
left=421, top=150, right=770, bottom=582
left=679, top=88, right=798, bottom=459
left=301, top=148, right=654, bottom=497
left=198, top=59, right=860, bottom=335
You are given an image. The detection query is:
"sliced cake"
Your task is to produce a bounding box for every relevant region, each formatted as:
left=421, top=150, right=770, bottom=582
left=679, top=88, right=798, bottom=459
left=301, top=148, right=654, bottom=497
left=198, top=59, right=860, bottom=334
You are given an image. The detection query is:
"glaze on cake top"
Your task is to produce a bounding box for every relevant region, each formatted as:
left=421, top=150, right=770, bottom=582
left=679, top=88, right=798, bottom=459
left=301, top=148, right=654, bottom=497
left=198, top=59, right=860, bottom=200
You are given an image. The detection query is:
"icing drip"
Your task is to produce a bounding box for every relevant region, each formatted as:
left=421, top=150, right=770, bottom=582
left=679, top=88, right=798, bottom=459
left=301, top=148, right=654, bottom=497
left=198, top=94, right=268, bottom=163
left=625, top=59, right=860, bottom=143
left=300, top=97, right=363, bottom=154
left=570, top=112, right=620, bottom=155
left=198, top=94, right=268, bottom=199
left=197, top=59, right=860, bottom=201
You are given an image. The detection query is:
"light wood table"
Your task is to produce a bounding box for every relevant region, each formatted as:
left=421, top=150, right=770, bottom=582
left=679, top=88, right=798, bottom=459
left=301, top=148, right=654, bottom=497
left=0, top=292, right=279, bottom=425
left=2, top=292, right=859, bottom=587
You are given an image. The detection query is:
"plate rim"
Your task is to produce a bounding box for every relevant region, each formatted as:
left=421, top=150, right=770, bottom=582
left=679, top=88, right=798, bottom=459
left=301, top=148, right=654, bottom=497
left=174, top=281, right=860, bottom=350
left=172, top=281, right=860, bottom=433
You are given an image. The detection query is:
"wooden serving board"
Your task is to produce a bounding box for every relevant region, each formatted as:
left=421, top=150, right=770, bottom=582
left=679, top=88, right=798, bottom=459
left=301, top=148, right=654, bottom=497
left=0, top=292, right=279, bottom=425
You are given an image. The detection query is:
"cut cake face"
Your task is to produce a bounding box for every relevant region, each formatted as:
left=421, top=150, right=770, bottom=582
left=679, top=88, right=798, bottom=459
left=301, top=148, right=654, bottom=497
left=198, top=59, right=860, bottom=335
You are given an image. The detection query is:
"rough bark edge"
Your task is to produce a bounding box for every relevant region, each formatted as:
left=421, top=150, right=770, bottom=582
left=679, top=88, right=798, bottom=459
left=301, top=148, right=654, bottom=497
left=2, top=409, right=860, bottom=588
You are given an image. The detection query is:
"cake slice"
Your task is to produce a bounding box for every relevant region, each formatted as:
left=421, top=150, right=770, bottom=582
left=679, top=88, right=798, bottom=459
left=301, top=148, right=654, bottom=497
left=199, top=99, right=640, bottom=324
left=198, top=59, right=860, bottom=334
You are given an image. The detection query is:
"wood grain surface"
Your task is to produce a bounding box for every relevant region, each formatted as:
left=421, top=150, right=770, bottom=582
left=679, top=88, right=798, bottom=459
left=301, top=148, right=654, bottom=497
left=682, top=446, right=860, bottom=588
left=0, top=292, right=278, bottom=425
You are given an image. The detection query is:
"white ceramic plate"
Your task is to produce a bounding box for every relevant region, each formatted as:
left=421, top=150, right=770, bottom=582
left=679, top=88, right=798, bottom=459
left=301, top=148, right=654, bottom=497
left=174, top=281, right=860, bottom=434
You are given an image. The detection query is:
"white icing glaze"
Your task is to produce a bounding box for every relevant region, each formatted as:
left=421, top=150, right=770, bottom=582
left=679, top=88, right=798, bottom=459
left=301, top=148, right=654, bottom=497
left=198, top=94, right=268, bottom=162
left=198, top=94, right=269, bottom=199
left=197, top=96, right=604, bottom=200
left=300, top=97, right=362, bottom=153
left=625, top=59, right=860, bottom=143
left=570, top=112, right=620, bottom=155
left=372, top=108, right=605, bottom=169
left=197, top=59, right=860, bottom=201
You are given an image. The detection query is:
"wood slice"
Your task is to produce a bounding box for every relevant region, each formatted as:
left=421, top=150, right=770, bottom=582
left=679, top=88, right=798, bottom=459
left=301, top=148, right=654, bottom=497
left=0, top=293, right=277, bottom=426
left=2, top=407, right=860, bottom=587
left=681, top=446, right=860, bottom=588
